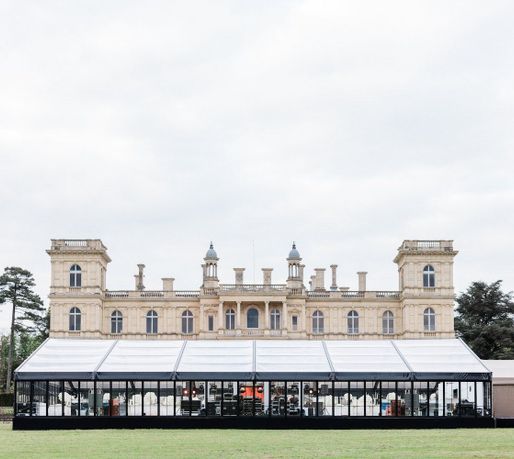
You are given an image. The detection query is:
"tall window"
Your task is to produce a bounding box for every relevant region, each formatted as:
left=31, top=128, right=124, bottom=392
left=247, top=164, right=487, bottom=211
left=382, top=310, right=394, bottom=334
left=69, top=307, right=81, bottom=331
left=347, top=310, right=359, bottom=334
left=225, top=309, right=235, bottom=330
left=270, top=308, right=281, bottom=330
left=423, top=265, right=435, bottom=287
left=424, top=307, right=435, bottom=331
left=291, top=315, right=298, bottom=331
left=182, top=310, right=193, bottom=334
left=111, top=310, right=123, bottom=334
left=312, top=310, right=324, bottom=334
left=247, top=308, right=259, bottom=329
left=146, top=310, right=158, bottom=334
left=208, top=315, right=214, bottom=331
left=69, top=264, right=81, bottom=287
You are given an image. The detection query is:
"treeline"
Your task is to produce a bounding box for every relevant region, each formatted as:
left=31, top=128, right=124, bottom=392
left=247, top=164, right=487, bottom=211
left=0, top=267, right=48, bottom=392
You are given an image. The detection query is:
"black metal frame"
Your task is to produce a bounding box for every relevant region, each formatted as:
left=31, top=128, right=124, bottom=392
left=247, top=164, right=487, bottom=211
left=13, top=376, right=493, bottom=429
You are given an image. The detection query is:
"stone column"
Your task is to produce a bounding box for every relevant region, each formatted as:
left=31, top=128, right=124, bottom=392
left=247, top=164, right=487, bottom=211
left=358, top=272, right=368, bottom=292
left=330, top=265, right=337, bottom=290
left=236, top=301, right=241, bottom=329
left=264, top=301, right=270, bottom=329
left=218, top=302, right=223, bottom=329
left=199, top=303, right=204, bottom=332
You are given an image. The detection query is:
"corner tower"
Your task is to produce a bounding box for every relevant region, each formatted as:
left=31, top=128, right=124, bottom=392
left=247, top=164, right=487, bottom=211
left=46, top=239, right=111, bottom=337
left=394, top=240, right=458, bottom=338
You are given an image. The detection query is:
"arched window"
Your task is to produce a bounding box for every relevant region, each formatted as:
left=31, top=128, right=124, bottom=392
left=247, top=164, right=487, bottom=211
left=146, top=310, right=158, bottom=334
left=69, top=307, right=81, bottom=331
left=382, top=310, right=394, bottom=334
left=347, top=310, right=359, bottom=334
left=111, top=310, right=123, bottom=334
left=424, top=307, right=435, bottom=331
left=270, top=308, right=281, bottom=330
left=312, top=310, right=324, bottom=334
left=423, top=265, right=435, bottom=288
left=247, top=308, right=259, bottom=329
left=225, top=309, right=235, bottom=330
left=182, top=310, right=193, bottom=334
left=69, top=264, right=82, bottom=287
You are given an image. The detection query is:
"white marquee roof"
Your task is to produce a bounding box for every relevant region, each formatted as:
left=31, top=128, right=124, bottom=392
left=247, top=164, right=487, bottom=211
left=15, top=338, right=491, bottom=381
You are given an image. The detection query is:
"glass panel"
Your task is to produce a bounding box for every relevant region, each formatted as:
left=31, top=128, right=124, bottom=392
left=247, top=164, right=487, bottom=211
left=239, top=381, right=264, bottom=415
left=270, top=381, right=285, bottom=416
left=413, top=381, right=428, bottom=416
left=334, top=382, right=348, bottom=416
left=206, top=381, right=221, bottom=416
left=143, top=381, right=159, bottom=416
left=316, top=382, right=330, bottom=416
left=127, top=381, right=142, bottom=416
left=364, top=381, right=380, bottom=416
left=381, top=382, right=396, bottom=416
left=286, top=382, right=301, bottom=416
left=63, top=381, right=78, bottom=416
left=302, top=381, right=317, bottom=416
left=78, top=381, right=94, bottom=416
left=222, top=381, right=239, bottom=416
left=47, top=381, right=63, bottom=416
left=396, top=382, right=410, bottom=416
left=349, top=381, right=364, bottom=416
left=15, top=381, right=31, bottom=416
left=96, top=381, right=110, bottom=416
left=32, top=381, right=47, bottom=416
left=159, top=381, right=175, bottom=416
left=110, top=381, right=126, bottom=416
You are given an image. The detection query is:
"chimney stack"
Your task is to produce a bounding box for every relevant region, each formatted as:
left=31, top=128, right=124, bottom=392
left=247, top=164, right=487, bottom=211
left=135, top=264, right=145, bottom=291
left=330, top=264, right=338, bottom=290
left=314, top=268, right=326, bottom=290
left=234, top=268, right=245, bottom=285
left=162, top=277, right=174, bottom=291
left=358, top=271, right=367, bottom=292
left=262, top=268, right=273, bottom=286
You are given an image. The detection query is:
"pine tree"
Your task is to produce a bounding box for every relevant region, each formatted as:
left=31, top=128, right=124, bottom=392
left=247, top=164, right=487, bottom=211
left=0, top=267, right=46, bottom=391
left=455, top=280, right=514, bottom=359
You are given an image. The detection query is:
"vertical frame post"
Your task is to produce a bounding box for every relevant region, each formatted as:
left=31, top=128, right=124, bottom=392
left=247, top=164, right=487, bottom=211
left=221, top=381, right=224, bottom=417
left=395, top=381, right=398, bottom=416
left=45, top=381, right=49, bottom=417
left=363, top=381, right=367, bottom=417
left=332, top=380, right=335, bottom=417
left=379, top=381, right=382, bottom=417
left=29, top=381, right=34, bottom=417
left=77, top=381, right=81, bottom=417
left=458, top=381, right=462, bottom=417
left=410, top=381, right=414, bottom=417
left=61, top=381, right=65, bottom=417
left=474, top=381, right=477, bottom=418
left=442, top=381, right=446, bottom=417
left=157, top=381, right=161, bottom=417
left=348, top=381, right=351, bottom=417
left=93, top=380, right=97, bottom=417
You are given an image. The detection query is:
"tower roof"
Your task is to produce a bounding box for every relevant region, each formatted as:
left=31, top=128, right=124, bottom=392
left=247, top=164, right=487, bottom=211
left=205, top=242, right=218, bottom=260
left=288, top=242, right=301, bottom=260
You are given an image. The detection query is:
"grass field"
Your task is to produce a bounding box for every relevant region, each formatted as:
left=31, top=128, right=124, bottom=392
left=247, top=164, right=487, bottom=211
left=1, top=423, right=513, bottom=458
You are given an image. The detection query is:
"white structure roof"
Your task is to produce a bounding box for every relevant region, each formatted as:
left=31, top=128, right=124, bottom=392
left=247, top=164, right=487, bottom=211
left=15, top=338, right=491, bottom=381
left=482, top=360, right=514, bottom=384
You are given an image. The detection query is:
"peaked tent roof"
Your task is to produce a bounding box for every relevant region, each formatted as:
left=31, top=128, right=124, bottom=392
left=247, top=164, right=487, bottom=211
left=15, top=338, right=491, bottom=381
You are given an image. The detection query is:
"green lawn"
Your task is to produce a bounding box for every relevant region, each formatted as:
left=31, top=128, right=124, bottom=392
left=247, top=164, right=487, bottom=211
left=0, top=423, right=513, bottom=458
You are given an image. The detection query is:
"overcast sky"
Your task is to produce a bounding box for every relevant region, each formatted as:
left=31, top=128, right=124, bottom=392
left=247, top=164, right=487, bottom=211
left=1, top=1, right=514, bottom=333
